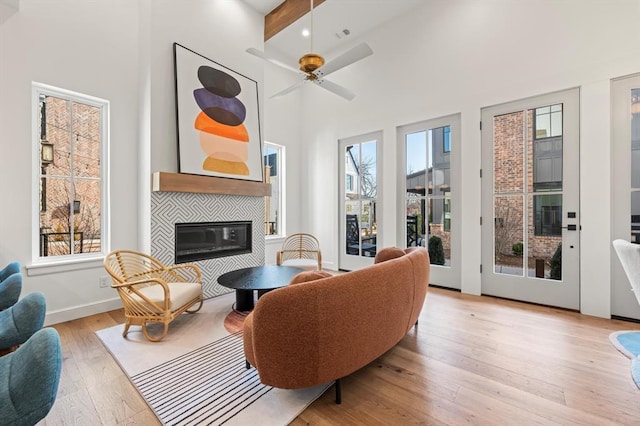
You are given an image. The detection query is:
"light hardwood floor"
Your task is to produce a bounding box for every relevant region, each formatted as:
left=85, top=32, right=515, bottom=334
left=41, top=287, right=640, bottom=425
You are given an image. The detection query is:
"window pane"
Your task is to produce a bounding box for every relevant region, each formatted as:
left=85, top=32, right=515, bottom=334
left=360, top=141, right=377, bottom=257
left=429, top=126, right=451, bottom=193
left=361, top=141, right=377, bottom=199
left=550, top=109, right=563, bottom=137
left=41, top=95, right=71, bottom=176
left=533, top=194, right=562, bottom=236
left=536, top=113, right=551, bottom=138
left=40, top=177, right=72, bottom=256
left=529, top=194, right=562, bottom=279
left=406, top=197, right=425, bottom=247
left=345, top=141, right=377, bottom=258
left=494, top=195, right=524, bottom=276
left=263, top=143, right=281, bottom=236
left=345, top=210, right=360, bottom=255
left=632, top=89, right=640, bottom=189
left=632, top=191, right=640, bottom=244
left=74, top=179, right=101, bottom=254
left=494, top=112, right=525, bottom=193
left=535, top=104, right=562, bottom=139
left=406, top=131, right=427, bottom=178
left=428, top=197, right=451, bottom=266
left=443, top=126, right=451, bottom=153
left=531, top=106, right=563, bottom=192
left=72, top=101, right=102, bottom=178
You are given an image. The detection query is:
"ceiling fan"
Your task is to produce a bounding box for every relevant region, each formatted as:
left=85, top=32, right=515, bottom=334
left=246, top=0, right=373, bottom=101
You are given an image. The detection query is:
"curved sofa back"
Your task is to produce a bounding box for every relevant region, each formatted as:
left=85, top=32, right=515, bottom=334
left=246, top=247, right=430, bottom=389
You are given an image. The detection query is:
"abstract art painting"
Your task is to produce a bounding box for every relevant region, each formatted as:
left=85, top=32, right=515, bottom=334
left=174, top=43, right=263, bottom=182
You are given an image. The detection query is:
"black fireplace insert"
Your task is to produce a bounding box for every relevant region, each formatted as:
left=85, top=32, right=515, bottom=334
left=175, top=221, right=252, bottom=263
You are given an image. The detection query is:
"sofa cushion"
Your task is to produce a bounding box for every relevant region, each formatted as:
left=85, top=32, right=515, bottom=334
left=374, top=247, right=406, bottom=264
left=289, top=270, right=332, bottom=285
left=130, top=282, right=201, bottom=313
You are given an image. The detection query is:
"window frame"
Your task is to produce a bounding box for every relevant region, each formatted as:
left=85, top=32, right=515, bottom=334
left=31, top=82, right=110, bottom=267
left=263, top=141, right=285, bottom=238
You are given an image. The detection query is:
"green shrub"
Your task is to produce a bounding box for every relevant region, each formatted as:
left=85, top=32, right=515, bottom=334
left=550, top=243, right=562, bottom=280
left=428, top=236, right=445, bottom=265
left=512, top=242, right=523, bottom=256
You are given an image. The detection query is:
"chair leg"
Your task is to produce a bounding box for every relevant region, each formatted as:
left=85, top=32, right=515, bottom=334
left=186, top=297, right=204, bottom=314
left=122, top=320, right=132, bottom=338
left=335, top=379, right=342, bottom=404
left=141, top=321, right=169, bottom=342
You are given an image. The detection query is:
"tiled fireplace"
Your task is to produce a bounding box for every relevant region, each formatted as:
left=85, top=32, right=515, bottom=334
left=151, top=191, right=264, bottom=299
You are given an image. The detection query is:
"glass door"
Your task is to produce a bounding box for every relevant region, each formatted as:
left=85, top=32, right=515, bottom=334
left=398, top=114, right=461, bottom=289
left=338, top=132, right=381, bottom=271
left=481, top=89, right=580, bottom=309
left=611, top=74, right=640, bottom=319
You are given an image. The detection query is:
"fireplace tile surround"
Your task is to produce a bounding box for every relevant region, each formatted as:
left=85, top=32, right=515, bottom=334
left=151, top=191, right=265, bottom=299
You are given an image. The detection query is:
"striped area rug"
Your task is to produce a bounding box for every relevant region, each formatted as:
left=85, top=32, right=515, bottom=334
left=96, top=294, right=331, bottom=425
left=131, top=332, right=270, bottom=425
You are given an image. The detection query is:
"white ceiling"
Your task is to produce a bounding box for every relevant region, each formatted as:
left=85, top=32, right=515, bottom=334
left=243, top=0, right=424, bottom=63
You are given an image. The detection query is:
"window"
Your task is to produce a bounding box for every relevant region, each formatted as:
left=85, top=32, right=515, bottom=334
left=534, top=194, right=562, bottom=236
left=263, top=142, right=284, bottom=236
left=346, top=174, right=354, bottom=192
left=533, top=104, right=563, bottom=191
left=534, top=104, right=562, bottom=139
left=33, top=83, right=109, bottom=261
left=443, top=125, right=451, bottom=153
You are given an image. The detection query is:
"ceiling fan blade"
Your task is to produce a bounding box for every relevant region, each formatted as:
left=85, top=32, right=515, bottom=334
left=313, top=43, right=373, bottom=78
left=270, top=81, right=305, bottom=99
left=246, top=47, right=301, bottom=75
left=312, top=78, right=356, bottom=101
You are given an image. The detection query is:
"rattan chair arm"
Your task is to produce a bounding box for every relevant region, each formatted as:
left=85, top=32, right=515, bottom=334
left=113, top=277, right=171, bottom=311
left=110, top=277, right=168, bottom=289
left=166, top=264, right=202, bottom=283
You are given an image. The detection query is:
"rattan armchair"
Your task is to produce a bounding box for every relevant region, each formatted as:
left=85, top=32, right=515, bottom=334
left=104, top=250, right=204, bottom=342
left=276, top=233, right=322, bottom=270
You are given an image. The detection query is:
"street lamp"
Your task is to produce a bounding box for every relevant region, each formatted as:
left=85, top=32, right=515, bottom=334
left=41, top=141, right=54, bottom=165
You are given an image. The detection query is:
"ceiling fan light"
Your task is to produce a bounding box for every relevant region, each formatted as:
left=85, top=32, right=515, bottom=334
left=299, top=53, right=325, bottom=73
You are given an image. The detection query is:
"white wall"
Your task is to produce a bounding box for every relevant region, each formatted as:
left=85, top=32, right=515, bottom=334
left=294, top=0, right=640, bottom=317
left=0, top=0, right=280, bottom=324
left=0, top=0, right=141, bottom=323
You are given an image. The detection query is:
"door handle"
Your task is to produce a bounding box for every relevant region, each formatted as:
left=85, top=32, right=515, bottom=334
left=561, top=224, right=578, bottom=231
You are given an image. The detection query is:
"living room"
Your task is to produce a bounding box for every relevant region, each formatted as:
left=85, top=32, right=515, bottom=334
left=2, top=0, right=640, bottom=424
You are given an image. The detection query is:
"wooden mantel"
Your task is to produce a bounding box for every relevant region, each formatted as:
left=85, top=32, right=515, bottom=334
left=152, top=172, right=271, bottom=197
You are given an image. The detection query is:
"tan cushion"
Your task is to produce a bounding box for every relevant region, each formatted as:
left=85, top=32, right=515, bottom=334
left=130, top=282, right=201, bottom=313
left=281, top=258, right=320, bottom=268
left=289, top=270, right=332, bottom=285
left=374, top=247, right=406, bottom=264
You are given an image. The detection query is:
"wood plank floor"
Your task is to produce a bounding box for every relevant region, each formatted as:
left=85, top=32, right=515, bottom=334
left=40, top=287, right=640, bottom=425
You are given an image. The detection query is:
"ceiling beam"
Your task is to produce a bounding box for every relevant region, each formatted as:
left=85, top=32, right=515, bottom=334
left=264, top=0, right=326, bottom=42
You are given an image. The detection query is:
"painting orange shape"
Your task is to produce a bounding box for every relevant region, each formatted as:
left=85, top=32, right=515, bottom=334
left=202, top=156, right=249, bottom=175
left=194, top=112, right=249, bottom=142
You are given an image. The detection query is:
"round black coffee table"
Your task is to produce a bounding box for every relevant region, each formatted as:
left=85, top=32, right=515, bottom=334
left=217, top=265, right=304, bottom=311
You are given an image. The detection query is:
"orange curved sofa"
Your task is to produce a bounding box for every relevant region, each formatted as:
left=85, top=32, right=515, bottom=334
left=242, top=247, right=430, bottom=402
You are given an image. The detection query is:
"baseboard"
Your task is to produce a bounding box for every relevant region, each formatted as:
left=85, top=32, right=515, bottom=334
left=45, top=297, right=123, bottom=326
left=322, top=261, right=334, bottom=270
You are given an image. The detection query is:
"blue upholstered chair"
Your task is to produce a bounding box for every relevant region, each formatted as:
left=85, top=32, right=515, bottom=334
left=0, top=261, right=19, bottom=282
left=0, top=292, right=46, bottom=351
left=0, top=262, right=21, bottom=310
left=0, top=327, right=62, bottom=425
